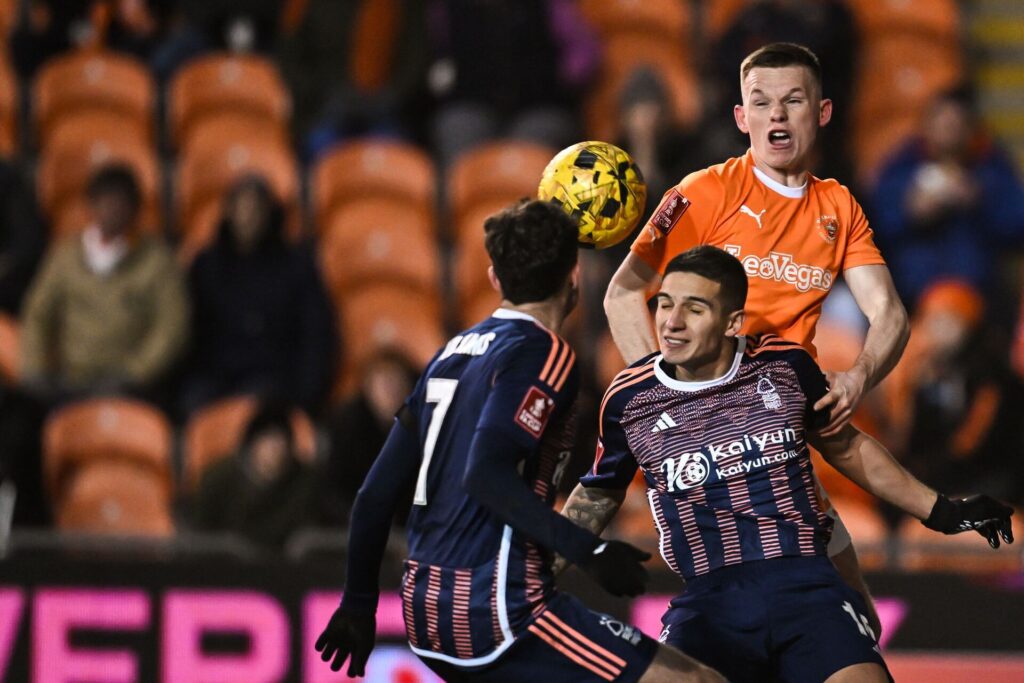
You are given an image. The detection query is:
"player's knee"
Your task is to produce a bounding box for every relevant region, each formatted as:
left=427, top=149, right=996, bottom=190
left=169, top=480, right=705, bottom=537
left=823, top=662, right=889, bottom=683
left=637, top=643, right=727, bottom=683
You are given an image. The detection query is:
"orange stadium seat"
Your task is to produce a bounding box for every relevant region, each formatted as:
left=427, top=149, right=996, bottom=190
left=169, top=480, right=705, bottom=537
left=460, top=288, right=502, bottom=330
left=0, top=53, right=17, bottom=157
left=846, top=0, right=959, bottom=41
left=897, top=511, right=1023, bottom=573
left=0, top=0, right=15, bottom=42
left=334, top=285, right=444, bottom=396
left=168, top=53, right=291, bottom=148
left=37, top=126, right=161, bottom=237
left=0, top=313, right=18, bottom=383
left=183, top=395, right=316, bottom=492
left=829, top=497, right=889, bottom=570
left=319, top=199, right=439, bottom=295
left=584, top=37, right=701, bottom=141
left=454, top=214, right=495, bottom=309
left=175, top=137, right=299, bottom=238
left=447, top=142, right=556, bottom=225
left=56, top=460, right=174, bottom=536
left=183, top=113, right=289, bottom=156
left=704, top=0, right=750, bottom=40
left=32, top=49, right=154, bottom=147
left=311, top=140, right=436, bottom=231
left=853, top=36, right=963, bottom=123
left=43, top=398, right=173, bottom=502
left=580, top=0, right=691, bottom=44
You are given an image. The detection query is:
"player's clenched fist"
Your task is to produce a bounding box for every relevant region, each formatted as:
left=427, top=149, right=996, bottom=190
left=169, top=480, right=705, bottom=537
left=315, top=608, right=376, bottom=677
left=579, top=540, right=651, bottom=597
left=923, top=494, right=1015, bottom=548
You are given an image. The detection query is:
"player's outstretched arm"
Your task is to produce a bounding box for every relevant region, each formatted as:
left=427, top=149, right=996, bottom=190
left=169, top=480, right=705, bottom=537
left=553, top=484, right=628, bottom=575
left=316, top=415, right=420, bottom=677
left=605, top=253, right=661, bottom=364
left=464, top=429, right=651, bottom=597
left=812, top=425, right=1014, bottom=548
left=815, top=265, right=909, bottom=436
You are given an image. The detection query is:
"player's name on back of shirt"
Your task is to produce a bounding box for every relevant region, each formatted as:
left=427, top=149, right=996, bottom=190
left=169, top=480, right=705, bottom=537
left=439, top=331, right=497, bottom=360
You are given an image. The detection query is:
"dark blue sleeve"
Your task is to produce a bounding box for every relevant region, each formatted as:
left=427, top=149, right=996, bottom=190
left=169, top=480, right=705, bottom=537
left=340, top=411, right=420, bottom=614
left=787, top=350, right=831, bottom=432
left=580, top=379, right=639, bottom=490
left=463, top=336, right=599, bottom=564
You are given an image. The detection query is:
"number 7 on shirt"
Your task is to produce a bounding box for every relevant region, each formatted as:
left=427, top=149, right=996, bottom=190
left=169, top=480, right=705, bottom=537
left=413, top=378, right=459, bottom=506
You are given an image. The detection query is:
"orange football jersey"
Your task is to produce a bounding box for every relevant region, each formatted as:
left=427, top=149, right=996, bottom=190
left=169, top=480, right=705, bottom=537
left=632, top=150, right=886, bottom=355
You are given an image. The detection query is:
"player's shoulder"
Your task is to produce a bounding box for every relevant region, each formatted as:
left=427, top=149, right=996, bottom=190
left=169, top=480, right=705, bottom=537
left=600, top=353, right=659, bottom=415
left=743, top=333, right=816, bottom=368
left=810, top=174, right=860, bottom=206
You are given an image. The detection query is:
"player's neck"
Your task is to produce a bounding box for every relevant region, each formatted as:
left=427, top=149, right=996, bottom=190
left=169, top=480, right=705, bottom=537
left=500, top=301, right=566, bottom=334
left=672, top=337, right=738, bottom=383
left=751, top=155, right=809, bottom=189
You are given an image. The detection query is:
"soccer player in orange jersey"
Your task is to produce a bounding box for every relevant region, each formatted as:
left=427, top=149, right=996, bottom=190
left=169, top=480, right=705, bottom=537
left=601, top=43, right=910, bottom=635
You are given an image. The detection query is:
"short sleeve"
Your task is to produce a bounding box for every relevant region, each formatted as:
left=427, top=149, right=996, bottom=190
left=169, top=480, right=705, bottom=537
left=787, top=350, right=831, bottom=431
left=841, top=192, right=887, bottom=271
left=476, top=333, right=578, bottom=450
left=579, top=385, right=638, bottom=490
left=631, top=170, right=723, bottom=276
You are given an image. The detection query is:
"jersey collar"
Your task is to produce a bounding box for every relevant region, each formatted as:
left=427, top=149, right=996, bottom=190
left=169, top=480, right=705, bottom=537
left=654, top=336, right=747, bottom=391
left=751, top=159, right=807, bottom=199
left=492, top=308, right=539, bottom=323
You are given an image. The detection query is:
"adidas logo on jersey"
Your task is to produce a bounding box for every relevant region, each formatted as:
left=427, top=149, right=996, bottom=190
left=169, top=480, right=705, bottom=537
left=651, top=412, right=678, bottom=433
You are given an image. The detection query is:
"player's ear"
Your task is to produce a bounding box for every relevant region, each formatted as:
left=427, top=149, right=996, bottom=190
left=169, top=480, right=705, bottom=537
left=725, top=309, right=745, bottom=337
left=734, top=104, right=749, bottom=134
left=818, top=98, right=833, bottom=127
left=487, top=266, right=502, bottom=294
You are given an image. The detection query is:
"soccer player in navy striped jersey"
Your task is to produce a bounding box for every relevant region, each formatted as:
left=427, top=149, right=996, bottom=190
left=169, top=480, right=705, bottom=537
left=316, top=200, right=725, bottom=682
left=562, top=245, right=1013, bottom=682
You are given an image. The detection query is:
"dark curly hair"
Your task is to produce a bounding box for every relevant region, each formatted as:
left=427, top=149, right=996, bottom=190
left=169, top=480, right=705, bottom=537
left=484, top=199, right=578, bottom=304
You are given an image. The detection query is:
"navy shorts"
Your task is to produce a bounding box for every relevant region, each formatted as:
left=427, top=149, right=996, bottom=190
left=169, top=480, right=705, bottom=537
left=660, top=556, right=890, bottom=683
left=420, top=593, right=659, bottom=682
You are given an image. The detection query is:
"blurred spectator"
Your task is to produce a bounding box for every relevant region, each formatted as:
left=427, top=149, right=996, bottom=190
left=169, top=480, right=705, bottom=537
left=19, top=164, right=188, bottom=403
left=427, top=0, right=599, bottom=167
left=322, top=349, right=419, bottom=526
left=11, top=0, right=92, bottom=80
left=194, top=402, right=322, bottom=548
left=878, top=280, right=1024, bottom=523
left=286, top=0, right=430, bottom=159
left=181, top=175, right=335, bottom=418
left=871, top=86, right=1024, bottom=310
left=0, top=160, right=44, bottom=316
left=707, top=0, right=857, bottom=182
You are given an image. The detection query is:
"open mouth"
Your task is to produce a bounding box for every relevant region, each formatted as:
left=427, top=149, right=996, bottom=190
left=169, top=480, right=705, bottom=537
left=768, top=130, right=792, bottom=148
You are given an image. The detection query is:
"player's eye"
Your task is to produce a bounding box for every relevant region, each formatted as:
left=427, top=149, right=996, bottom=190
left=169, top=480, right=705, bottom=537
left=689, top=307, right=704, bottom=315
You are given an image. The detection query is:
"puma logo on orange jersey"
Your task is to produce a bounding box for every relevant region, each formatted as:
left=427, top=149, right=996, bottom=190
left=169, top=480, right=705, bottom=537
left=739, top=204, right=766, bottom=229
left=724, top=245, right=834, bottom=293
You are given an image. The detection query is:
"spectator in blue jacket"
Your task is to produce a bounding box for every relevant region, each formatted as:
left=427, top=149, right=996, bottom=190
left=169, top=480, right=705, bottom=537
left=870, top=86, right=1024, bottom=311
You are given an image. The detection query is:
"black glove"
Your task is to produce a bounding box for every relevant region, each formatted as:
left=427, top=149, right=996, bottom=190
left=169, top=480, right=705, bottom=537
left=315, top=607, right=376, bottom=677
left=578, top=540, right=651, bottom=597
left=923, top=494, right=1015, bottom=549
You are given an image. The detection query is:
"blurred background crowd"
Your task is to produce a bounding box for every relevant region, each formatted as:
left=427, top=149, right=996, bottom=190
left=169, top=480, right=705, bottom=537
left=0, top=0, right=1023, bottom=574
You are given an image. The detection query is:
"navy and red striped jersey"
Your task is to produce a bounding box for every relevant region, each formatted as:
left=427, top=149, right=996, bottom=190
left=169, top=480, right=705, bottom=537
left=581, top=335, right=834, bottom=580
left=400, top=308, right=578, bottom=666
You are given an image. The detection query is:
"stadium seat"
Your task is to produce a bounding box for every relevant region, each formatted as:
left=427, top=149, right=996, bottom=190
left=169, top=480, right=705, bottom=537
left=584, top=40, right=701, bottom=142
left=311, top=140, right=436, bottom=231
left=0, top=313, right=18, bottom=383
left=0, top=53, right=17, bottom=157
left=175, top=137, right=299, bottom=239
left=580, top=0, right=691, bottom=45
left=32, top=49, right=155, bottom=147
left=0, top=0, right=15, bottom=43
left=447, top=142, right=556, bottom=226
left=55, top=460, right=174, bottom=536
left=168, top=53, right=291, bottom=148
left=181, top=113, right=289, bottom=157
left=43, top=398, right=173, bottom=501
left=334, top=285, right=444, bottom=396
left=319, top=199, right=439, bottom=295
left=36, top=125, right=161, bottom=237
left=703, top=0, right=750, bottom=40
left=846, top=0, right=959, bottom=41
left=897, top=511, right=1023, bottom=573
left=183, top=395, right=316, bottom=492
